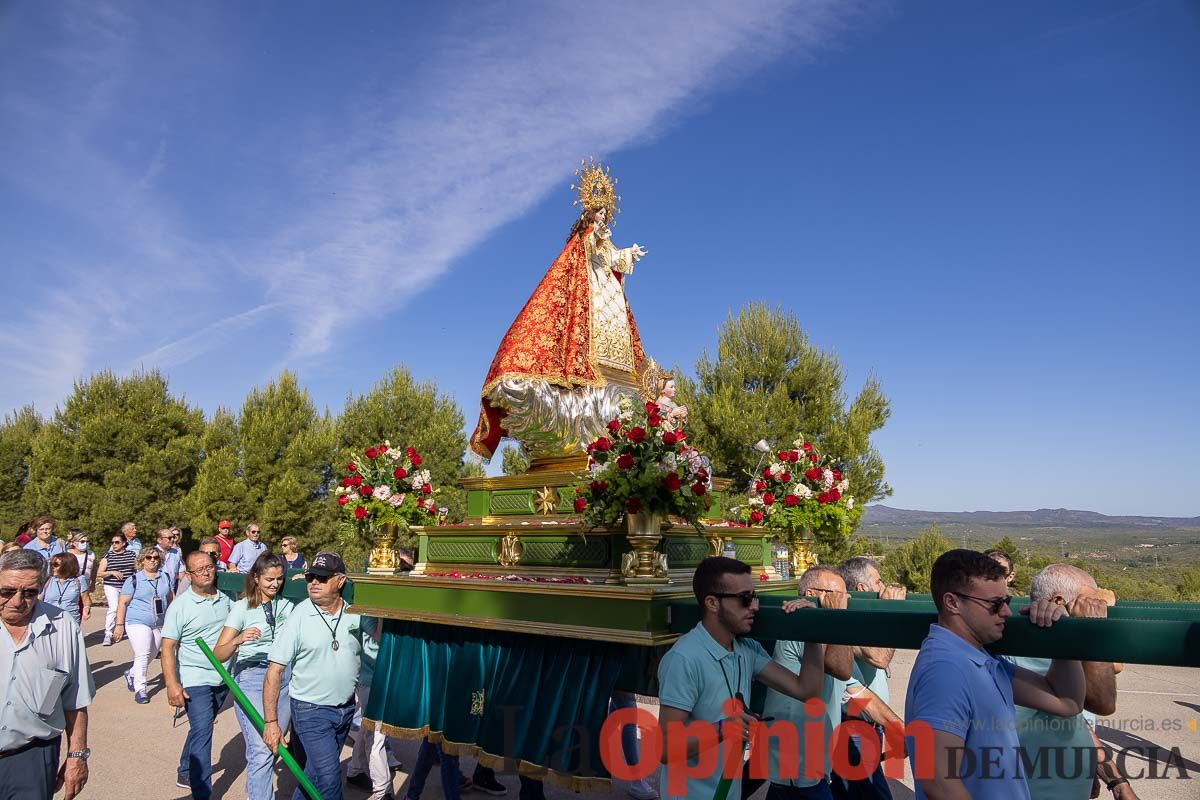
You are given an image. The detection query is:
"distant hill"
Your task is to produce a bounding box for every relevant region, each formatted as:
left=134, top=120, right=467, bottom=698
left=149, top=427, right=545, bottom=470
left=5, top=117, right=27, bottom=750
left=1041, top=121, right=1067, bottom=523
left=862, top=505, right=1200, bottom=532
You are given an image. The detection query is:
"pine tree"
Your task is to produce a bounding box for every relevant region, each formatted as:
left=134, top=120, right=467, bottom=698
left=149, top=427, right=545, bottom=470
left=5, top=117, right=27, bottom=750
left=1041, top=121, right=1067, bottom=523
left=181, top=409, right=254, bottom=541
left=336, top=366, right=469, bottom=519
left=0, top=406, right=42, bottom=533
left=881, top=525, right=953, bottom=592
left=26, top=371, right=204, bottom=539
left=238, top=373, right=335, bottom=550
left=680, top=303, right=892, bottom=509
left=501, top=444, right=530, bottom=476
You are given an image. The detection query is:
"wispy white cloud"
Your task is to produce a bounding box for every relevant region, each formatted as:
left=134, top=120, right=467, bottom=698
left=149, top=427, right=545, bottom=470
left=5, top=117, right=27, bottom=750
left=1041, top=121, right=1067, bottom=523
left=0, top=0, right=864, bottom=415
left=131, top=303, right=280, bottom=370
left=260, top=1, right=857, bottom=361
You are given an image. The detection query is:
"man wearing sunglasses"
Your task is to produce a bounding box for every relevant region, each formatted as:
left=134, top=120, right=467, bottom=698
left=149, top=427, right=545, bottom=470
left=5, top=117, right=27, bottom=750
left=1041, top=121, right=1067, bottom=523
left=229, top=524, right=268, bottom=574
left=658, top=557, right=828, bottom=800
left=906, top=549, right=1085, bottom=800
left=0, top=549, right=95, bottom=799
left=263, top=552, right=364, bottom=800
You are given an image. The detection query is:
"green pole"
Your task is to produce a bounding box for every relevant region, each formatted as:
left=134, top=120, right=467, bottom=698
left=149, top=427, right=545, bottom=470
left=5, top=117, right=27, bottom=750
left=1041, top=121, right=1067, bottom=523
left=195, top=638, right=323, bottom=800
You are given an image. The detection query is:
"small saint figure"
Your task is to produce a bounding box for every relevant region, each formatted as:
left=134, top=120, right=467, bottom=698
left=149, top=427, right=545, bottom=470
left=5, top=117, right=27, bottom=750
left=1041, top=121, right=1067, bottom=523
left=655, top=373, right=688, bottom=431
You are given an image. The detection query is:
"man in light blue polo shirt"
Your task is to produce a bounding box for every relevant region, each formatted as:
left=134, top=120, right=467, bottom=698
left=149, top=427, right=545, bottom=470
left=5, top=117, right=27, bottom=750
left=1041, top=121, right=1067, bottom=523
left=23, top=515, right=69, bottom=563
left=658, top=557, right=828, bottom=800
left=906, top=550, right=1085, bottom=800
left=761, top=567, right=854, bottom=800
left=228, top=524, right=268, bottom=573
left=264, top=551, right=363, bottom=800
left=162, top=550, right=233, bottom=799
left=1008, top=564, right=1120, bottom=800
left=154, top=527, right=183, bottom=586
left=834, top=556, right=906, bottom=799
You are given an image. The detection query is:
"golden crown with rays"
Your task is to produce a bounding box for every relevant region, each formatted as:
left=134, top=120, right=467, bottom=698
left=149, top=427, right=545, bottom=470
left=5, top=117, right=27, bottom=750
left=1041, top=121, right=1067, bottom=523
left=571, top=157, right=620, bottom=222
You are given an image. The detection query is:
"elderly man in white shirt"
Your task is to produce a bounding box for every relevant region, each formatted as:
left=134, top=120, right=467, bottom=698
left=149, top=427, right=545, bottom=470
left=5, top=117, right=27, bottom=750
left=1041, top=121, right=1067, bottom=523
left=0, top=549, right=96, bottom=799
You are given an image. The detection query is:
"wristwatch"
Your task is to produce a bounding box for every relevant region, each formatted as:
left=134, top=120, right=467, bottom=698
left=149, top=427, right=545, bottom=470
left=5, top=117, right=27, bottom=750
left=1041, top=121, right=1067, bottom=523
left=67, top=748, right=90, bottom=760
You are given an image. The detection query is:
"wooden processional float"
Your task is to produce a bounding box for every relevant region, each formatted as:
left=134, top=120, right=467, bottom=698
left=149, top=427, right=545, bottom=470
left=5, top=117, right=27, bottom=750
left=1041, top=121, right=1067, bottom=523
left=215, top=161, right=1200, bottom=792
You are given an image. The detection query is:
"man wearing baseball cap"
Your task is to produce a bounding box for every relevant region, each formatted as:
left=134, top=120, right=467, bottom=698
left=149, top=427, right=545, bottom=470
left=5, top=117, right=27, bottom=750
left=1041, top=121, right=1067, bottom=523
left=263, top=552, right=364, bottom=799
left=214, top=521, right=235, bottom=570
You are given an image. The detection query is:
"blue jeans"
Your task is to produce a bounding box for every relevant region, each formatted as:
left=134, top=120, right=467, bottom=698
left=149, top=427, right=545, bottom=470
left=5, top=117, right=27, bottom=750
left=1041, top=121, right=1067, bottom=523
left=290, top=697, right=356, bottom=800
left=177, top=683, right=230, bottom=799
left=609, top=694, right=642, bottom=772
left=406, top=739, right=462, bottom=800
left=234, top=663, right=292, bottom=800
left=830, top=725, right=893, bottom=800
left=766, top=779, right=834, bottom=800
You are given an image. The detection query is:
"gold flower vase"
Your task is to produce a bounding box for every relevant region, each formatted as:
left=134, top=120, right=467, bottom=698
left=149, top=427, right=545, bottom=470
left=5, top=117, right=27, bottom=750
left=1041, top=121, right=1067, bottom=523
left=787, top=527, right=819, bottom=577
left=621, top=510, right=670, bottom=585
left=367, top=523, right=401, bottom=575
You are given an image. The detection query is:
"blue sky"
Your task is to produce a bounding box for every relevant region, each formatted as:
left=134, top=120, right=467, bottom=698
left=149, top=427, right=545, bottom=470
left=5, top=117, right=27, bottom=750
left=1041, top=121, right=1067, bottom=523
left=1, top=1, right=1197, bottom=516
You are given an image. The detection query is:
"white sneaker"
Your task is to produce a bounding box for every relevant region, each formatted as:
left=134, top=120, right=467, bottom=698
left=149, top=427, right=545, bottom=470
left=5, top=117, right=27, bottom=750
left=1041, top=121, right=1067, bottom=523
left=627, top=779, right=657, bottom=800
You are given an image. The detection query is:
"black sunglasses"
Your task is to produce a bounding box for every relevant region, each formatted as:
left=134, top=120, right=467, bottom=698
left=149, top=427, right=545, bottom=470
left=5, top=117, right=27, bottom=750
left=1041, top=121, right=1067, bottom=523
left=710, top=590, right=759, bottom=608
left=953, top=592, right=1013, bottom=615
left=305, top=573, right=340, bottom=584
left=0, top=587, right=40, bottom=601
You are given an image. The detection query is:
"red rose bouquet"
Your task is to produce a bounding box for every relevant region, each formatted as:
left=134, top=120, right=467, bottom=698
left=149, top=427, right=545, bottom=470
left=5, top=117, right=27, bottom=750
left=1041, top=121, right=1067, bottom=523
left=333, top=441, right=440, bottom=534
left=575, top=400, right=712, bottom=530
left=738, top=437, right=862, bottom=539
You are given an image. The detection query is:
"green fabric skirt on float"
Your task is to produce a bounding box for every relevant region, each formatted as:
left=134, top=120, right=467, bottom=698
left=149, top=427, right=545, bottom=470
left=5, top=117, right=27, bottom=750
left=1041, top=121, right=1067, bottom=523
left=362, top=620, right=628, bottom=791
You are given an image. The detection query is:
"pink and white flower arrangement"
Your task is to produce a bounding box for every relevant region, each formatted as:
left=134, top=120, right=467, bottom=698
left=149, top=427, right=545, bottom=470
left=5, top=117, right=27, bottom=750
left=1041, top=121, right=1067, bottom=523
left=738, top=437, right=861, bottom=538
left=334, top=441, right=440, bottom=532
left=575, top=399, right=713, bottom=529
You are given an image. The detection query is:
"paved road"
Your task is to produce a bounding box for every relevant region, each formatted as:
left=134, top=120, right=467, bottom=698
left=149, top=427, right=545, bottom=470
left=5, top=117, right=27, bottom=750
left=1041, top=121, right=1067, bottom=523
left=74, top=614, right=1198, bottom=799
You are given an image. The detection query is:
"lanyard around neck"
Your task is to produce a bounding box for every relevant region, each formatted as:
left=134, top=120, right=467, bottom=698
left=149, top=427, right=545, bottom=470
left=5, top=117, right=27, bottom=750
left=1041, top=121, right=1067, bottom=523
left=717, top=651, right=743, bottom=701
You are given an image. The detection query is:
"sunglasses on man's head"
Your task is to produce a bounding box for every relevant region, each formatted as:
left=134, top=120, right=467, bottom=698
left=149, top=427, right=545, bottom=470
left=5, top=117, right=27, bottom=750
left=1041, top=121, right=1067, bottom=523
left=952, top=592, right=1013, bottom=615
left=0, top=587, right=40, bottom=601
left=111, top=539, right=123, bottom=545
left=710, top=590, right=759, bottom=607
left=305, top=574, right=334, bottom=584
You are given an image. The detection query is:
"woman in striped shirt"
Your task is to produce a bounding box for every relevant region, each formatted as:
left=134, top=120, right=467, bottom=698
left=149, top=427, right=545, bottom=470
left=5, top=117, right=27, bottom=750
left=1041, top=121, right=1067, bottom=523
left=98, top=533, right=137, bottom=646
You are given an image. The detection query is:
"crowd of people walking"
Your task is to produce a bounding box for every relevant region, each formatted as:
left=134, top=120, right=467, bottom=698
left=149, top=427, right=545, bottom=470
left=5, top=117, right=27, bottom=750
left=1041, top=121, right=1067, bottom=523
left=0, top=513, right=1148, bottom=800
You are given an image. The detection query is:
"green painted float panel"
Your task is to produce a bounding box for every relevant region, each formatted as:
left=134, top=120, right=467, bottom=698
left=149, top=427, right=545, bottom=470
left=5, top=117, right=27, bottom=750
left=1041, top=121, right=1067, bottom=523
left=488, top=490, right=537, bottom=515
left=353, top=580, right=668, bottom=635
left=466, top=489, right=489, bottom=517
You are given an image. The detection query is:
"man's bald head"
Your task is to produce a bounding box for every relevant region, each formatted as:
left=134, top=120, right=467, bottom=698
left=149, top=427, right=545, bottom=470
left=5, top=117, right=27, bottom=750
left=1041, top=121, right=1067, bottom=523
left=1029, top=563, right=1097, bottom=605
left=798, top=566, right=845, bottom=594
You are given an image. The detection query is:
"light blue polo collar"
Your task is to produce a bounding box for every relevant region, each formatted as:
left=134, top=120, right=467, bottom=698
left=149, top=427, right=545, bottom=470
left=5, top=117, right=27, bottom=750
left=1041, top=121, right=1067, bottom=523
left=927, top=623, right=991, bottom=667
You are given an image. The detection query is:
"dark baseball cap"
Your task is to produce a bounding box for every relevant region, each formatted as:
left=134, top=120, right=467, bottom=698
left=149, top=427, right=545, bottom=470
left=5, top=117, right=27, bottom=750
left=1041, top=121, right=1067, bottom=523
left=307, top=552, right=346, bottom=578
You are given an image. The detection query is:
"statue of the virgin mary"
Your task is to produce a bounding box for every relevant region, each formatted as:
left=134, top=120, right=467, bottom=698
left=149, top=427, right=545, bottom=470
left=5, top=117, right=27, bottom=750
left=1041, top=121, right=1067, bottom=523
left=470, top=160, right=655, bottom=463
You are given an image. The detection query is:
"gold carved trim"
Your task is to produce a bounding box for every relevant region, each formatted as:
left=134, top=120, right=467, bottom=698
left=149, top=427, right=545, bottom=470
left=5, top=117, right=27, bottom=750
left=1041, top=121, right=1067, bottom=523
left=527, top=453, right=590, bottom=473
left=533, top=486, right=558, bottom=515
left=349, top=604, right=681, bottom=646
left=350, top=574, right=700, bottom=600
left=460, top=471, right=586, bottom=491
left=497, top=532, right=523, bottom=567
left=361, top=720, right=611, bottom=793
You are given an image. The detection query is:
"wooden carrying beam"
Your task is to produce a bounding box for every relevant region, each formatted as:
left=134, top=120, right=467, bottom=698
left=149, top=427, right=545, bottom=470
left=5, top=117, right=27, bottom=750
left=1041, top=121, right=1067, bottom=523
left=847, top=591, right=1200, bottom=610
left=668, top=597, right=1200, bottom=667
